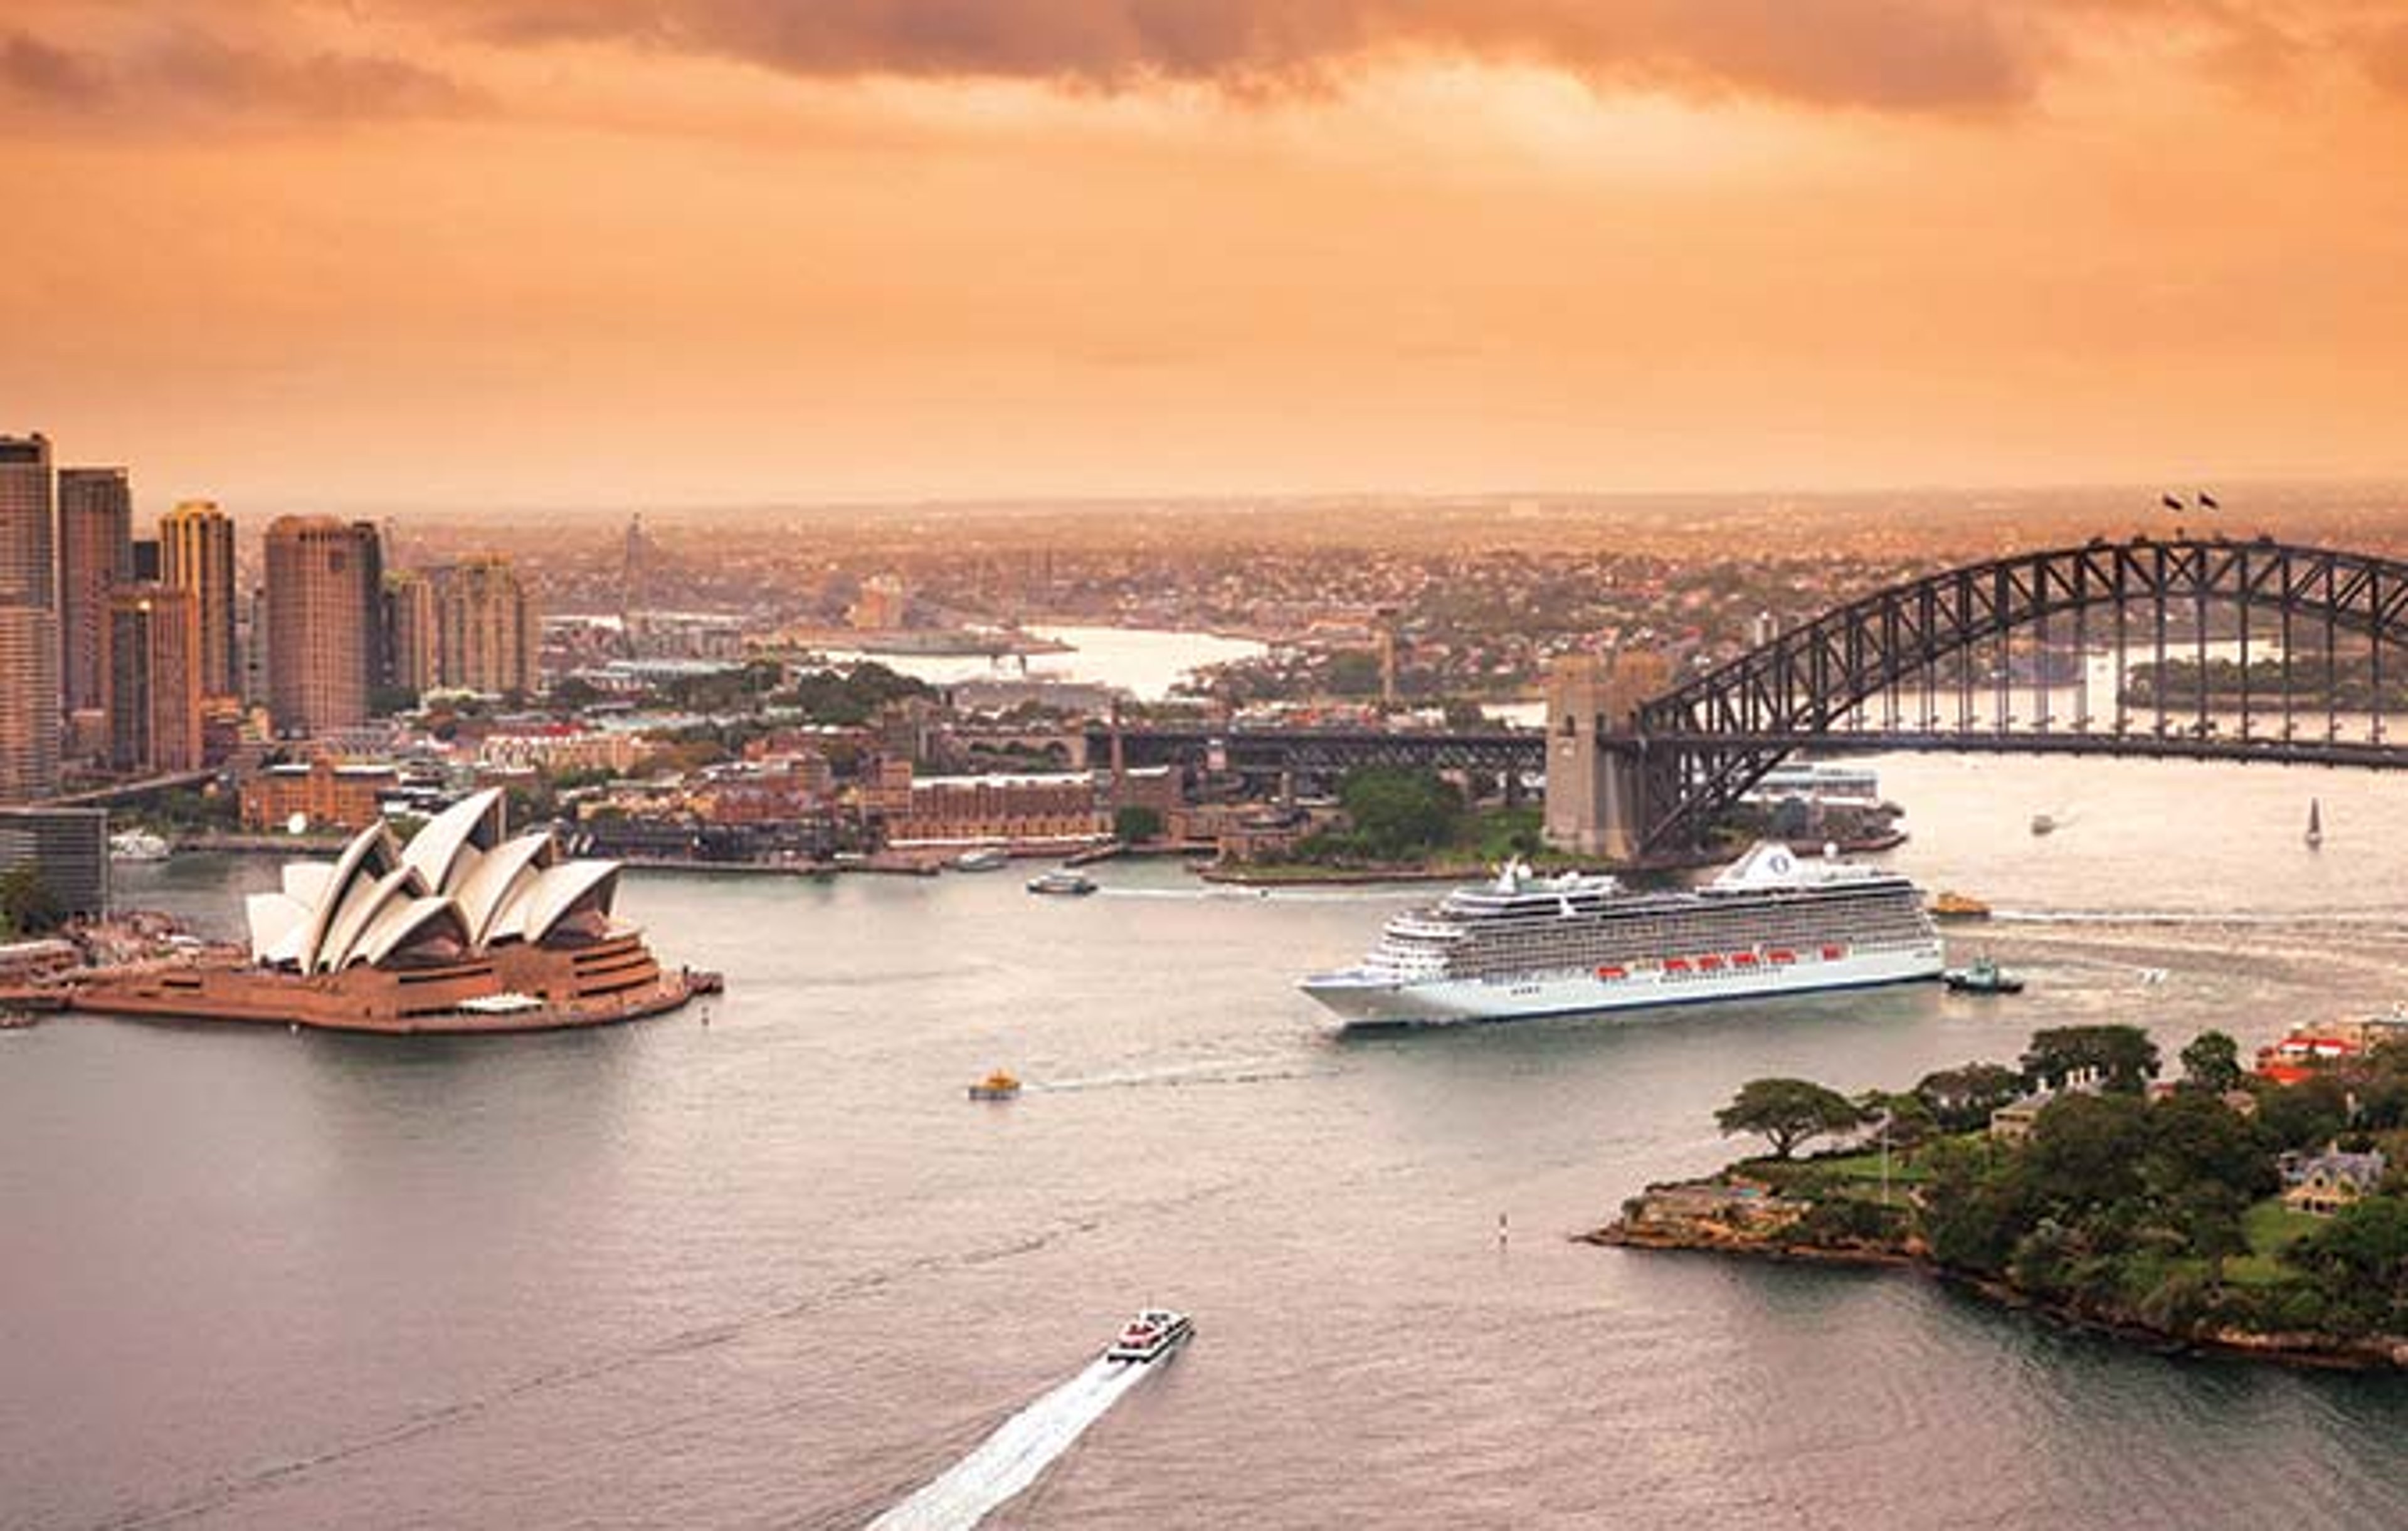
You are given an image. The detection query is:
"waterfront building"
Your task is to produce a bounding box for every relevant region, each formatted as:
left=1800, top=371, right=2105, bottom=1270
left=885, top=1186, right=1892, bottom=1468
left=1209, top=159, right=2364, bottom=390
left=0, top=434, right=59, bottom=801
left=161, top=500, right=238, bottom=700
left=0, top=806, right=108, bottom=917
left=56, top=467, right=132, bottom=718
left=435, top=554, right=537, bottom=696
left=74, top=788, right=697, bottom=1033
left=239, top=757, right=401, bottom=832
left=107, top=584, right=203, bottom=774
left=263, top=515, right=378, bottom=736
left=882, top=769, right=1111, bottom=846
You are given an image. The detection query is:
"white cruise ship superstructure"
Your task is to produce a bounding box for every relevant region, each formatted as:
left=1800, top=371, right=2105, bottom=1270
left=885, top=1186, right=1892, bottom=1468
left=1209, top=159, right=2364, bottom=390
left=1299, top=841, right=1943, bottom=1027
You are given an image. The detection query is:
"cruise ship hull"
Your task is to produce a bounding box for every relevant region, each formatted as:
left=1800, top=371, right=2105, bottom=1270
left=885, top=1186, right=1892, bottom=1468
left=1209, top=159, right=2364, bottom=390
left=1299, top=942, right=1945, bottom=1028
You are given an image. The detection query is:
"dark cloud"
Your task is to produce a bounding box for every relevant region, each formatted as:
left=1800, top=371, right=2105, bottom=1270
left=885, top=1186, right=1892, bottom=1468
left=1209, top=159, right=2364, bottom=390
left=0, top=21, right=478, bottom=128
left=0, top=29, right=107, bottom=104
left=432, top=0, right=2049, bottom=113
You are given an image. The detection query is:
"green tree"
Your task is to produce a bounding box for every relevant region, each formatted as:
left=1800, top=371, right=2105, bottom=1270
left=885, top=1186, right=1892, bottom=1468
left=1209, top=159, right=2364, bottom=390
left=1856, top=1090, right=1940, bottom=1150
left=2020, top=1025, right=2161, bottom=1095
left=1325, top=650, right=1384, bottom=697
left=1114, top=805, right=1164, bottom=844
left=1914, top=1062, right=2026, bottom=1133
left=1714, top=1078, right=1865, bottom=1160
left=0, top=863, right=60, bottom=937
left=2179, top=1030, right=2244, bottom=1094
left=1337, top=768, right=1463, bottom=861
left=2022, top=1092, right=2152, bottom=1211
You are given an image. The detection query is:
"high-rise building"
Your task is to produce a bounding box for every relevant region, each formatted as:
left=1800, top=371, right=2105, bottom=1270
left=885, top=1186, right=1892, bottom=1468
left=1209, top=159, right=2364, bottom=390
left=161, top=500, right=238, bottom=700
left=108, top=584, right=201, bottom=774
left=130, top=538, right=161, bottom=582
left=56, top=467, right=132, bottom=718
left=436, top=554, right=538, bottom=696
left=0, top=434, right=59, bottom=802
left=263, top=515, right=378, bottom=737
left=383, top=569, right=438, bottom=699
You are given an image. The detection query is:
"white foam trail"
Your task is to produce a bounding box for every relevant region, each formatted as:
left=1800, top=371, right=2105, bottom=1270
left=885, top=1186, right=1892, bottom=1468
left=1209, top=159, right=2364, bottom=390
left=864, top=1357, right=1154, bottom=1531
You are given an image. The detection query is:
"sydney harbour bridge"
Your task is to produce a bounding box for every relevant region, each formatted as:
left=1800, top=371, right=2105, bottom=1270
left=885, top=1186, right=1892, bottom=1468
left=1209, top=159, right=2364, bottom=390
left=1099, top=537, right=2408, bottom=861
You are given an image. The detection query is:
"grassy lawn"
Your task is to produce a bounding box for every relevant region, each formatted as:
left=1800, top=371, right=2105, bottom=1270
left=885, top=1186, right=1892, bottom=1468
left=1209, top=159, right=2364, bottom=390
left=2224, top=1198, right=2321, bottom=1288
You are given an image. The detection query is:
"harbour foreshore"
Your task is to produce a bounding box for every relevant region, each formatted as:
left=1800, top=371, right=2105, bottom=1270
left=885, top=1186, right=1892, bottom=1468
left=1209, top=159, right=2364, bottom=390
left=1590, top=1177, right=2408, bottom=1372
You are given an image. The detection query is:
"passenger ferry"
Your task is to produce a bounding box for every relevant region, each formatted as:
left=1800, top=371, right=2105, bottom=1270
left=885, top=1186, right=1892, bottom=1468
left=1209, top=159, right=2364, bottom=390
left=1299, top=841, right=1943, bottom=1028
left=1105, top=1308, right=1193, bottom=1364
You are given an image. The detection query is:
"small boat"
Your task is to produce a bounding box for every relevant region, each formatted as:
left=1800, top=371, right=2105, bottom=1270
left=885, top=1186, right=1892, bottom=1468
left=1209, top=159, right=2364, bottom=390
left=108, top=829, right=170, bottom=862
left=1944, top=957, right=2025, bottom=996
left=1026, top=869, right=1097, bottom=897
left=1104, top=1308, right=1193, bottom=1364
left=1930, top=890, right=1992, bottom=922
left=967, top=1069, right=1021, bottom=1101
left=2306, top=798, right=2323, bottom=850
left=2029, top=814, right=2056, bottom=836
left=953, top=847, right=1010, bottom=873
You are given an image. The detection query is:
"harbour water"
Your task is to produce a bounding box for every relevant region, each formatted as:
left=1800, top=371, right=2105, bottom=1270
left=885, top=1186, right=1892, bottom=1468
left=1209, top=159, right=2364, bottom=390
left=11, top=755, right=2408, bottom=1527
left=807, top=626, right=1269, bottom=702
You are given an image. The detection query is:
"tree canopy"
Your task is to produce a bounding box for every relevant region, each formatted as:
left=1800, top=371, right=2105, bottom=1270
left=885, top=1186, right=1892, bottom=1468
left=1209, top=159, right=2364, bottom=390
left=2180, top=1030, right=2244, bottom=1094
left=1714, top=1078, right=1865, bottom=1160
left=2020, top=1024, right=2161, bottom=1095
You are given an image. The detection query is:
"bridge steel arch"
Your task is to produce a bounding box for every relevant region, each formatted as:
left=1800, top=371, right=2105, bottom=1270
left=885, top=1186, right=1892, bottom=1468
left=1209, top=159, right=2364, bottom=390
left=1627, top=537, right=2408, bottom=853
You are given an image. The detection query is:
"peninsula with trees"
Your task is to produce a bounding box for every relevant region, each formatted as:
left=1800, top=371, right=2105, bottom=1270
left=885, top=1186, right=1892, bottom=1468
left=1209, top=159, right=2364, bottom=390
left=1592, top=1023, right=2408, bottom=1368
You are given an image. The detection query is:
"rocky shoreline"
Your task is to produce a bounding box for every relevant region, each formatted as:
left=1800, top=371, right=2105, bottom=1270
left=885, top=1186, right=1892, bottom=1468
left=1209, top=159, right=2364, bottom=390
left=1588, top=1182, right=2408, bottom=1372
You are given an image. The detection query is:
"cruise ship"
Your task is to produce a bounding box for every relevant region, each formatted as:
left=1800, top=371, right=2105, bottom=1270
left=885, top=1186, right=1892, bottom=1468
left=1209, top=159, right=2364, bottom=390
left=1298, top=841, right=1943, bottom=1027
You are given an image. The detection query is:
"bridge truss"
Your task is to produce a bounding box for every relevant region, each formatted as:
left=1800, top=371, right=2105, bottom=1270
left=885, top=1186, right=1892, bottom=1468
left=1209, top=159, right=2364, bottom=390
left=1630, top=537, right=2408, bottom=851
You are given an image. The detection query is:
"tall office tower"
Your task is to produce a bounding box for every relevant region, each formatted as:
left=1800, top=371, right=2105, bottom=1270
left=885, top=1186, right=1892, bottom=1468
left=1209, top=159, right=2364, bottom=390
left=263, top=515, right=377, bottom=737
left=383, top=569, right=438, bottom=698
left=0, top=434, right=59, bottom=801
left=161, top=500, right=238, bottom=700
left=436, top=554, right=538, bottom=695
left=108, top=584, right=201, bottom=774
left=56, top=467, right=132, bottom=717
left=130, top=538, right=161, bottom=582
left=354, top=520, right=387, bottom=697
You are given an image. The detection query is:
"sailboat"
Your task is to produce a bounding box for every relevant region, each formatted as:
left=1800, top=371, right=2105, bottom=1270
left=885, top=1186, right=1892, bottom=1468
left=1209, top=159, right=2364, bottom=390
left=2306, top=798, right=2323, bottom=850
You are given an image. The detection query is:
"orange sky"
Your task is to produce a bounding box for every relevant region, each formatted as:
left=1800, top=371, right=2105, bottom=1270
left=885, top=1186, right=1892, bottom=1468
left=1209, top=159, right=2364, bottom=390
left=4, top=1, right=2407, bottom=510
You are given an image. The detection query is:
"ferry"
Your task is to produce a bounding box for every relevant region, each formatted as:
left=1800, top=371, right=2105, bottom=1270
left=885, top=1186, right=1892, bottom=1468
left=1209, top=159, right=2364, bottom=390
left=1929, top=890, right=1992, bottom=922
left=1105, top=1308, right=1193, bottom=1364
left=1298, top=841, right=1944, bottom=1028
left=1026, top=868, right=1098, bottom=897
left=967, top=1069, right=1022, bottom=1101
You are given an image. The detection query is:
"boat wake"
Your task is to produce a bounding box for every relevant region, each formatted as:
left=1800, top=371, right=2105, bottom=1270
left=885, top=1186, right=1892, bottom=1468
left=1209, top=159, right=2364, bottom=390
left=863, top=1357, right=1153, bottom=1530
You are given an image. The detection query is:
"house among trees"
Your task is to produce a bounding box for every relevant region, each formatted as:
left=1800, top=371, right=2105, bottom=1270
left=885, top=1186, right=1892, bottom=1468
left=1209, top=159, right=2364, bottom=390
left=2280, top=1146, right=2388, bottom=1218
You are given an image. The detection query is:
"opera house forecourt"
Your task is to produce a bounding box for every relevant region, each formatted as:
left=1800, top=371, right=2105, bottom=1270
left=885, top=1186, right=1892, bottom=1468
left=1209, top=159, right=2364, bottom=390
left=71, top=790, right=716, bottom=1034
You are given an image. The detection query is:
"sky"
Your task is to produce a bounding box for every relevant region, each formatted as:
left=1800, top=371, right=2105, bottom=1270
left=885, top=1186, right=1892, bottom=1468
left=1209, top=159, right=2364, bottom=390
left=4, top=1, right=2407, bottom=512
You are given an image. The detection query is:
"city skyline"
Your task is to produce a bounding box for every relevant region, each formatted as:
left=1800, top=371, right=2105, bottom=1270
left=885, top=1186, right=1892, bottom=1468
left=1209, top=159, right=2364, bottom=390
left=4, top=3, right=2408, bottom=510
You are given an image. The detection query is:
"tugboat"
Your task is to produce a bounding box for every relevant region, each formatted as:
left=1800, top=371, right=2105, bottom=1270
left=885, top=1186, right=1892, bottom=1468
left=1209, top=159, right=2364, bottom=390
left=1929, top=890, right=1992, bottom=922
left=1104, top=1308, right=1193, bottom=1364
left=1026, top=868, right=1098, bottom=897
left=967, top=1069, right=1022, bottom=1101
left=1944, top=957, right=2025, bottom=996
left=2029, top=813, right=2057, bottom=837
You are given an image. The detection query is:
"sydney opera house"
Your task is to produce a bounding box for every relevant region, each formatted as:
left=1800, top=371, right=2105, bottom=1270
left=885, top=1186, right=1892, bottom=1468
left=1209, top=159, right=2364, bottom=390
left=73, top=789, right=708, bottom=1033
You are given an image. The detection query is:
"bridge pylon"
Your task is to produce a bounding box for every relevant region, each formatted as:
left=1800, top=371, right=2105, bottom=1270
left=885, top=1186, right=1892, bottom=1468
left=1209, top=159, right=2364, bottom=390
left=1543, top=650, right=1669, bottom=863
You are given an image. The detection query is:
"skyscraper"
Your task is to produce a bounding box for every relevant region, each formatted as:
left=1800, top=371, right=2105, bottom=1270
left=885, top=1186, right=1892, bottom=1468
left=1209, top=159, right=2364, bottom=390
left=263, top=515, right=377, bottom=737
left=57, top=466, right=132, bottom=718
left=161, top=500, right=238, bottom=700
left=0, top=434, right=59, bottom=802
left=383, top=569, right=438, bottom=700
left=108, top=584, right=201, bottom=774
left=436, top=554, right=538, bottom=696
